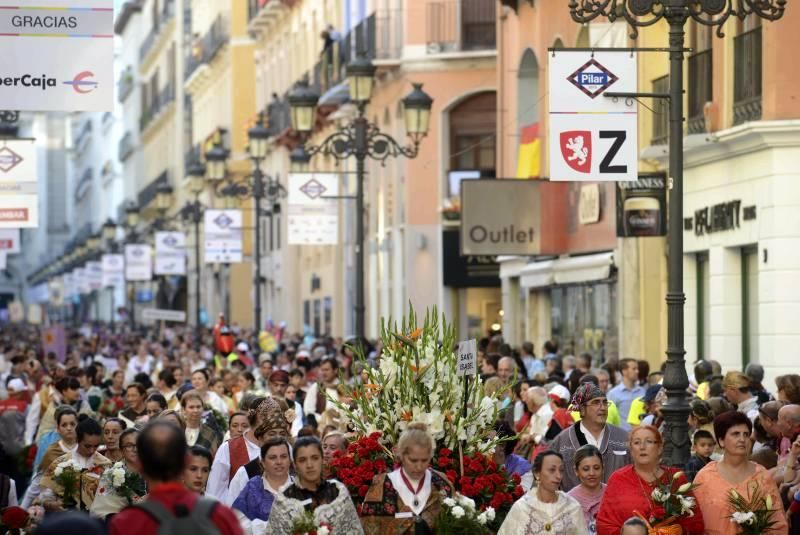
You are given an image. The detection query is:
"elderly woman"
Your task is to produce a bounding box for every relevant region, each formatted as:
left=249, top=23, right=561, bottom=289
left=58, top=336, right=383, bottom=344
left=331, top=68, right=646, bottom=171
left=595, top=425, right=704, bottom=535
left=567, top=445, right=606, bottom=533
left=266, top=436, right=363, bottom=534
left=360, top=423, right=455, bottom=534
left=90, top=428, right=145, bottom=519
left=499, top=450, right=588, bottom=534
left=694, top=411, right=787, bottom=535
left=180, top=390, right=222, bottom=456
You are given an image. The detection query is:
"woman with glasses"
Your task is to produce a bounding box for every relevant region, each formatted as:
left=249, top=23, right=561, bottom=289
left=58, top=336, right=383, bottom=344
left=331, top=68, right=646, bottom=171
left=549, top=383, right=632, bottom=491
left=90, top=428, right=146, bottom=520
left=595, top=425, right=704, bottom=535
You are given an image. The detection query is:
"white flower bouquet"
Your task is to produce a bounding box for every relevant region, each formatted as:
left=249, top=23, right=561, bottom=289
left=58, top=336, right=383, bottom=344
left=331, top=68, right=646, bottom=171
left=434, top=493, right=493, bottom=534
left=102, top=462, right=146, bottom=504
left=727, top=483, right=780, bottom=535
left=331, top=306, right=501, bottom=452
left=52, top=459, right=83, bottom=508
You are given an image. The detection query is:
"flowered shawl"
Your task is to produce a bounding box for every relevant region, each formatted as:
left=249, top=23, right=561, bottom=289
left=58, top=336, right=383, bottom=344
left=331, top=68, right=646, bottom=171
left=40, top=451, right=111, bottom=510
left=360, top=469, right=454, bottom=535
left=265, top=479, right=363, bottom=535
left=232, top=475, right=275, bottom=522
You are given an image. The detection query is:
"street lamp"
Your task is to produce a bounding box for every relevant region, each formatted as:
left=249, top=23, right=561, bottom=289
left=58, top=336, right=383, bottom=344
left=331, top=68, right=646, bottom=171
left=288, top=54, right=433, bottom=341
left=102, top=219, right=117, bottom=243
left=567, top=0, right=786, bottom=466
left=155, top=182, right=174, bottom=214
left=183, top=160, right=207, bottom=331
left=205, top=143, right=228, bottom=182
left=124, top=202, right=140, bottom=328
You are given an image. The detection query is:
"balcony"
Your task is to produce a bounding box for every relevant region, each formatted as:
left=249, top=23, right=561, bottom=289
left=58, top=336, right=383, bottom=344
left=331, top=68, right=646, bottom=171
left=139, top=84, right=175, bottom=132
left=651, top=75, right=669, bottom=146
left=688, top=49, right=712, bottom=134
left=139, top=0, right=175, bottom=63
left=118, top=131, right=134, bottom=162
left=247, top=0, right=294, bottom=34
left=75, top=167, right=93, bottom=203
left=138, top=170, right=169, bottom=210
left=733, top=26, right=762, bottom=126
left=426, top=0, right=495, bottom=54
left=184, top=15, right=229, bottom=83
left=375, top=8, right=403, bottom=60
left=117, top=65, right=134, bottom=103
left=74, top=119, right=92, bottom=156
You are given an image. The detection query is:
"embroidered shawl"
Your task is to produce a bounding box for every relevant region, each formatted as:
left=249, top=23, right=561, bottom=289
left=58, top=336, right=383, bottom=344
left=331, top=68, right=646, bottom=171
left=232, top=476, right=275, bottom=522
left=265, top=479, right=363, bottom=535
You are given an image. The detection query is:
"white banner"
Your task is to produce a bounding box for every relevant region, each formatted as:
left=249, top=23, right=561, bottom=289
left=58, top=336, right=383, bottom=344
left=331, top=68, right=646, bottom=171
left=76, top=267, right=90, bottom=294
left=0, top=141, right=38, bottom=227
left=49, top=277, right=64, bottom=307
left=101, top=253, right=124, bottom=288
left=549, top=50, right=637, bottom=181
left=287, top=173, right=339, bottom=245
left=0, top=228, right=20, bottom=253
left=204, top=210, right=243, bottom=263
left=86, top=261, right=102, bottom=290
left=125, top=244, right=152, bottom=281
left=8, top=301, right=23, bottom=322
left=154, top=231, right=187, bottom=275
left=141, top=308, right=187, bottom=323
left=0, top=1, right=113, bottom=112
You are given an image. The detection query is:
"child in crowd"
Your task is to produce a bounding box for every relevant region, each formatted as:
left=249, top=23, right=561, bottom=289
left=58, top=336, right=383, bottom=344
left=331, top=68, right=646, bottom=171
left=684, top=430, right=715, bottom=482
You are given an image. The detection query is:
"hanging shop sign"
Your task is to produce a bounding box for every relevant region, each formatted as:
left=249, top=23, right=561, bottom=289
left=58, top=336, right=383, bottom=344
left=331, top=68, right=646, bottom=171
left=0, top=140, right=38, bottom=227
left=125, top=243, right=152, bottom=281
left=287, top=173, right=339, bottom=245
left=549, top=50, right=638, bottom=181
left=154, top=231, right=187, bottom=275
left=86, top=260, right=103, bottom=290
left=204, top=209, right=243, bottom=263
left=101, top=253, right=124, bottom=288
left=48, top=277, right=64, bottom=307
left=0, top=228, right=20, bottom=252
left=0, top=0, right=113, bottom=112
left=460, top=179, right=540, bottom=256
left=75, top=266, right=90, bottom=294
left=616, top=173, right=667, bottom=237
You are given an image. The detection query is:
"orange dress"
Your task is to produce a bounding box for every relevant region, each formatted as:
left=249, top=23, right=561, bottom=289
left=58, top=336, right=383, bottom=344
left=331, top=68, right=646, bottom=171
left=694, top=461, right=787, bottom=535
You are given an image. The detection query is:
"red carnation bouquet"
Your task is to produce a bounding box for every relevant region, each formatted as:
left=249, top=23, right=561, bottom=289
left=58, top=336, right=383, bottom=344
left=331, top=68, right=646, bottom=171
left=1, top=506, right=31, bottom=535
left=436, top=449, right=524, bottom=531
left=328, top=432, right=391, bottom=507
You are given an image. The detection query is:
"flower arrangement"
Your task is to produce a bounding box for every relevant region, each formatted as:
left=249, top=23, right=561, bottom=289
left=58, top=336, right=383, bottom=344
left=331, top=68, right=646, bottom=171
left=634, top=471, right=699, bottom=532
left=0, top=506, right=31, bottom=535
left=434, top=494, right=493, bottom=535
left=53, top=459, right=83, bottom=508
left=727, top=482, right=779, bottom=535
left=436, top=448, right=523, bottom=530
left=290, top=509, right=332, bottom=535
left=330, top=307, right=499, bottom=452
left=328, top=433, right=391, bottom=507
left=103, top=462, right=146, bottom=504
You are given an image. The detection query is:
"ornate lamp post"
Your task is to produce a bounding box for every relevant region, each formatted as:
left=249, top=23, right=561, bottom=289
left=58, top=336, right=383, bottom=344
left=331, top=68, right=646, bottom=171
left=568, top=0, right=786, bottom=465
left=182, top=160, right=208, bottom=331
left=124, top=202, right=140, bottom=328
left=287, top=55, right=433, bottom=340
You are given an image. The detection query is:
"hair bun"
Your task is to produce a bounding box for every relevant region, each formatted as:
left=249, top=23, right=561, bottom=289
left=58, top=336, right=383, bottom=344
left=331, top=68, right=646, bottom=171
left=77, top=413, right=89, bottom=423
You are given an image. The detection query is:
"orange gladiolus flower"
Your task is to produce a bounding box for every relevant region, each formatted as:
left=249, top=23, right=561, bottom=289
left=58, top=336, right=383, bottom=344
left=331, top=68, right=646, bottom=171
left=409, top=328, right=422, bottom=340
left=401, top=411, right=413, bottom=421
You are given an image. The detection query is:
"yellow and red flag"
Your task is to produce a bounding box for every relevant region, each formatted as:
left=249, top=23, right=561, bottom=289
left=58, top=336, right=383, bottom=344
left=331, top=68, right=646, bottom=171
left=516, top=123, right=541, bottom=179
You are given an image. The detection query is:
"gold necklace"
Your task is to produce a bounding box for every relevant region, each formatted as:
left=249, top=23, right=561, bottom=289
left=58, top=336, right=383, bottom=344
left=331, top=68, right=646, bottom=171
left=536, top=488, right=558, bottom=531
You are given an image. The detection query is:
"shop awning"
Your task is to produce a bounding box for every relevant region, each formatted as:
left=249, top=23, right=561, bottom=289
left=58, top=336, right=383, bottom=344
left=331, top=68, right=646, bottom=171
left=518, top=251, right=614, bottom=289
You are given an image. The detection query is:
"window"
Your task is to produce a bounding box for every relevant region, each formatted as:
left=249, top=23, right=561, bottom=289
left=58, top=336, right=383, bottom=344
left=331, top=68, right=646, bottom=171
left=550, top=281, right=618, bottom=363
left=303, top=300, right=310, bottom=328
left=696, top=253, right=710, bottom=361
left=651, top=75, right=669, bottom=145
left=324, top=297, right=332, bottom=336
left=688, top=23, right=713, bottom=134
left=733, top=17, right=762, bottom=125
left=742, top=247, right=759, bottom=366
left=313, top=299, right=321, bottom=336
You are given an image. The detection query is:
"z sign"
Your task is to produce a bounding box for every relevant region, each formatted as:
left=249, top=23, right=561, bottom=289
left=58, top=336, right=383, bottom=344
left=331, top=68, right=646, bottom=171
left=549, top=51, right=638, bottom=182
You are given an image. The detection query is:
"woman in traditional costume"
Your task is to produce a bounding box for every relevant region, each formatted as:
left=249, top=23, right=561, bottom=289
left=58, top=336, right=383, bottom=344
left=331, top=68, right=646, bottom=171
left=232, top=437, right=294, bottom=534
left=90, top=428, right=145, bottom=519
left=360, top=423, right=455, bottom=534
left=499, top=450, right=588, bottom=534
left=99, top=418, right=126, bottom=463
left=694, top=411, right=787, bottom=535
left=39, top=417, right=112, bottom=512
left=265, top=436, right=363, bottom=534
left=595, top=425, right=704, bottom=535
left=22, top=406, right=78, bottom=509
left=567, top=445, right=606, bottom=534
left=181, top=390, right=222, bottom=456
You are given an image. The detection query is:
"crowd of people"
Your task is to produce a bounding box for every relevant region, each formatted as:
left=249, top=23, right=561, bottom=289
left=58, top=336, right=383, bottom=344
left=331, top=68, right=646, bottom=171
left=0, top=322, right=798, bottom=534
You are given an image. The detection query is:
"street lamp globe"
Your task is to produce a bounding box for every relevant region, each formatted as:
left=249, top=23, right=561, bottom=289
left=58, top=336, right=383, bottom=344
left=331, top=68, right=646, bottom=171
left=248, top=114, right=271, bottom=160
left=402, top=83, right=433, bottom=143
left=102, top=219, right=117, bottom=241
left=346, top=54, right=377, bottom=104
left=186, top=160, right=206, bottom=196
left=205, top=143, right=228, bottom=181
left=287, top=79, right=320, bottom=134
left=156, top=182, right=174, bottom=212
left=87, top=233, right=101, bottom=251
left=126, top=203, right=140, bottom=228
left=289, top=145, right=311, bottom=172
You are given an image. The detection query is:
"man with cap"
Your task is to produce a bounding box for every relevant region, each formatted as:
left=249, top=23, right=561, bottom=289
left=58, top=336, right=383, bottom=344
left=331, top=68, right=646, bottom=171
left=569, top=375, right=622, bottom=427
left=550, top=382, right=631, bottom=491
left=723, top=371, right=759, bottom=421
left=266, top=370, right=303, bottom=436
left=0, top=378, right=30, bottom=415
